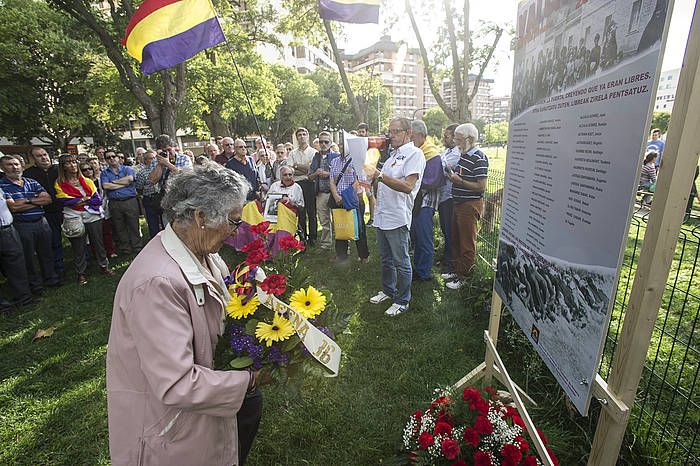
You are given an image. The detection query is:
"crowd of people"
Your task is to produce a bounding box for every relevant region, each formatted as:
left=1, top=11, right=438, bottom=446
left=0, top=117, right=490, bottom=318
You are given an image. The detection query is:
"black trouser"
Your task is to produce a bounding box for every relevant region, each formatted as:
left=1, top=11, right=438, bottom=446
left=297, top=180, right=317, bottom=241
left=335, top=197, right=370, bottom=261
left=109, top=197, right=142, bottom=254
left=0, top=225, right=32, bottom=303
left=44, top=210, right=65, bottom=274
left=237, top=388, right=263, bottom=465
left=14, top=218, right=59, bottom=290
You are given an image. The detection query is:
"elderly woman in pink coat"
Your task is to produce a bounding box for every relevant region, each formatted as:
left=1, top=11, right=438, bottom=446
left=106, top=164, right=260, bottom=465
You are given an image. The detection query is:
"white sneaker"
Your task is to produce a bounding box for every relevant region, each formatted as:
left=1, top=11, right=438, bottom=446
left=440, top=272, right=457, bottom=280
left=370, top=291, right=391, bottom=304
left=446, top=280, right=465, bottom=290
left=385, top=303, right=409, bottom=316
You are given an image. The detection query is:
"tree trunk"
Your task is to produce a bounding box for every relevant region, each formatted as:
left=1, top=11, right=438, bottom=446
left=202, top=108, right=230, bottom=137
left=323, top=19, right=364, bottom=124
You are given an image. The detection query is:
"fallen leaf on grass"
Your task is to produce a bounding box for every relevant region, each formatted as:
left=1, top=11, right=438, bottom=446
left=31, top=326, right=57, bottom=342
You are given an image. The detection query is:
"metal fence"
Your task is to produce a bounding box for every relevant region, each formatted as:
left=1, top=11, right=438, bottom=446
left=477, top=168, right=700, bottom=464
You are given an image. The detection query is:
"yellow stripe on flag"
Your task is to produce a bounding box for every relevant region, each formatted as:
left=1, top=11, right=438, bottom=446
left=125, top=0, right=217, bottom=63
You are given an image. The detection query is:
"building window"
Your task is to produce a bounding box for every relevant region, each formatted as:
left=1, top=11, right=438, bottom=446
left=628, top=1, right=641, bottom=33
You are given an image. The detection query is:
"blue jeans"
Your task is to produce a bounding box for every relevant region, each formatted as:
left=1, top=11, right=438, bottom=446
left=410, top=206, right=435, bottom=280
left=438, top=199, right=454, bottom=271
left=377, top=226, right=412, bottom=306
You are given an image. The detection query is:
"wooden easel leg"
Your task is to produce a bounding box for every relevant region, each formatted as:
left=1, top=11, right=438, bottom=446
left=484, top=287, right=503, bottom=385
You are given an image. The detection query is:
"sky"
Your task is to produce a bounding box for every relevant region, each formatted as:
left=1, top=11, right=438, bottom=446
left=338, top=0, right=696, bottom=96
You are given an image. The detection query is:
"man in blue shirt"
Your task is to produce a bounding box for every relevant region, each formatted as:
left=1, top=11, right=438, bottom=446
left=646, top=128, right=665, bottom=168
left=101, top=150, right=141, bottom=255
left=222, top=137, right=259, bottom=200
left=0, top=155, right=61, bottom=292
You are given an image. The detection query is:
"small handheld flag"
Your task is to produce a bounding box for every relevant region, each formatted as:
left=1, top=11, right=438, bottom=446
left=318, top=0, right=380, bottom=24
left=122, top=0, right=226, bottom=75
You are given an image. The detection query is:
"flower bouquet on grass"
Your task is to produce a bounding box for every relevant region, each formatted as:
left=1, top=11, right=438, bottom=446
left=220, top=221, right=349, bottom=393
left=401, top=385, right=558, bottom=466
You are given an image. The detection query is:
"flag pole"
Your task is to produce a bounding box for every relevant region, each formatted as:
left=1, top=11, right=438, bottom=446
left=213, top=12, right=268, bottom=153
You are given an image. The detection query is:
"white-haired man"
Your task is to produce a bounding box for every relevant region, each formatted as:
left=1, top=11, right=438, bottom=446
left=444, top=123, right=488, bottom=289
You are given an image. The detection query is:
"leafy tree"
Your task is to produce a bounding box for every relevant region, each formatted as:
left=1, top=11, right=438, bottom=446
left=405, top=0, right=504, bottom=122
left=0, top=0, right=98, bottom=149
left=423, top=107, right=450, bottom=138
left=482, top=121, right=508, bottom=145
left=264, top=66, right=325, bottom=142
left=651, top=111, right=671, bottom=134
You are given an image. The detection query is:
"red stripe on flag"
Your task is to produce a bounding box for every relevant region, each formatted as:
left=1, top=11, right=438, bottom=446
left=122, top=0, right=183, bottom=44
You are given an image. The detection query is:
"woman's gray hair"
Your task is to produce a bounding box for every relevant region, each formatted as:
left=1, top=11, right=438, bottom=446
left=161, top=164, right=250, bottom=227
left=455, top=123, right=479, bottom=142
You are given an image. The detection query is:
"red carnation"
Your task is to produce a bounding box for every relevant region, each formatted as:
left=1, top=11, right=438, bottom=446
left=546, top=448, right=559, bottom=466
left=500, top=443, right=523, bottom=466
left=441, top=439, right=460, bottom=460
left=260, top=274, right=286, bottom=296
left=473, top=450, right=492, bottom=466
left=245, top=248, right=271, bottom=266
left=536, top=429, right=549, bottom=446
left=471, top=398, right=490, bottom=416
left=437, top=409, right=454, bottom=425
left=462, top=427, right=480, bottom=448
left=431, top=395, right=450, bottom=408
left=484, top=386, right=498, bottom=400
left=413, top=410, right=423, bottom=421
left=474, top=416, right=493, bottom=435
left=241, top=238, right=265, bottom=253
left=521, top=456, right=538, bottom=466
left=434, top=421, right=452, bottom=436
left=462, top=386, right=482, bottom=404
left=279, top=236, right=304, bottom=252
left=250, top=221, right=271, bottom=235
left=515, top=436, right=530, bottom=453
left=504, top=405, right=517, bottom=419
left=417, top=432, right=434, bottom=449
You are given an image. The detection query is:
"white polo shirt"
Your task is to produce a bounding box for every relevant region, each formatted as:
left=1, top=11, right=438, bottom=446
left=0, top=188, right=13, bottom=226
left=374, top=142, right=426, bottom=231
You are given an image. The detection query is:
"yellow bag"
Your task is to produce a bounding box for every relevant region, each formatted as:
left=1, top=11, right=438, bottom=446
left=332, top=208, right=358, bottom=241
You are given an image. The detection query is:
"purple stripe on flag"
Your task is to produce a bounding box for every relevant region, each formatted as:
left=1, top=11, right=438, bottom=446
left=318, top=0, right=379, bottom=24
left=141, top=16, right=225, bottom=75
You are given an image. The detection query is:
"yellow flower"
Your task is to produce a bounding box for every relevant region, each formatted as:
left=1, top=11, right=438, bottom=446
left=226, top=293, right=260, bottom=319
left=255, top=313, right=295, bottom=347
left=289, top=286, right=326, bottom=319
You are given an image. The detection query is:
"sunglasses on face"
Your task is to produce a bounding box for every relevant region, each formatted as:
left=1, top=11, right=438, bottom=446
left=319, top=140, right=331, bottom=145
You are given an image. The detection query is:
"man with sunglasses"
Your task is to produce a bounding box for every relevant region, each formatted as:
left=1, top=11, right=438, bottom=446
left=101, top=150, right=141, bottom=255
left=288, top=128, right=317, bottom=245
left=309, top=131, right=339, bottom=250
left=221, top=137, right=259, bottom=200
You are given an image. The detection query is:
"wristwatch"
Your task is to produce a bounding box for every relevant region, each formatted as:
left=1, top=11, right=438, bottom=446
left=377, top=173, right=383, bottom=184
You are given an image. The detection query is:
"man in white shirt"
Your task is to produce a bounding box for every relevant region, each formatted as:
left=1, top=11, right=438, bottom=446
left=288, top=127, right=318, bottom=245
left=366, top=117, right=426, bottom=316
left=0, top=187, right=35, bottom=313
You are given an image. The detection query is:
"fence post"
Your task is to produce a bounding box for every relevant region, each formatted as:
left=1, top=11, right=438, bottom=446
left=588, top=4, right=700, bottom=464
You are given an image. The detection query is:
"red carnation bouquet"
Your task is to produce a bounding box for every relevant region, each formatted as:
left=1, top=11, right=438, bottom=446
left=402, top=386, right=558, bottom=466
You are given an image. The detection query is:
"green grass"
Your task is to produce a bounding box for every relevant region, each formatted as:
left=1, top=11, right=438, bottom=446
left=1, top=224, right=602, bottom=465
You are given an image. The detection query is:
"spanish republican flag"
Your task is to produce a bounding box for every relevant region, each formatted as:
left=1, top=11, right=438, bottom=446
left=122, top=0, right=225, bottom=75
left=318, top=0, right=379, bottom=24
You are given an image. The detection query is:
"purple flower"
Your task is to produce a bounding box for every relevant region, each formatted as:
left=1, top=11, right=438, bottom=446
left=268, top=345, right=289, bottom=367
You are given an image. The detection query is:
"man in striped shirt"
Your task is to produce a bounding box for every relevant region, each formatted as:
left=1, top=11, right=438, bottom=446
left=444, top=123, right=488, bottom=289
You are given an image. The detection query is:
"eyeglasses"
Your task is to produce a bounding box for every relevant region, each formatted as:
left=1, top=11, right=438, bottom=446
left=235, top=145, right=246, bottom=149
left=228, top=217, right=243, bottom=231
left=81, top=167, right=93, bottom=171
left=319, top=140, right=331, bottom=145
left=106, top=155, right=116, bottom=159
left=224, top=143, right=235, bottom=146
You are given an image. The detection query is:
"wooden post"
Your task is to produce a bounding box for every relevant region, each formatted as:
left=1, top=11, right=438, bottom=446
left=588, top=4, right=700, bottom=464
left=484, top=288, right=503, bottom=384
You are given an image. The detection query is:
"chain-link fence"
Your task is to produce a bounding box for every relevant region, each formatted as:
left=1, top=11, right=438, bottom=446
left=477, top=168, right=700, bottom=464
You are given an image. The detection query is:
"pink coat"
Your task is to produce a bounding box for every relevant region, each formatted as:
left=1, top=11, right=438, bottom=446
left=107, top=225, right=249, bottom=465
